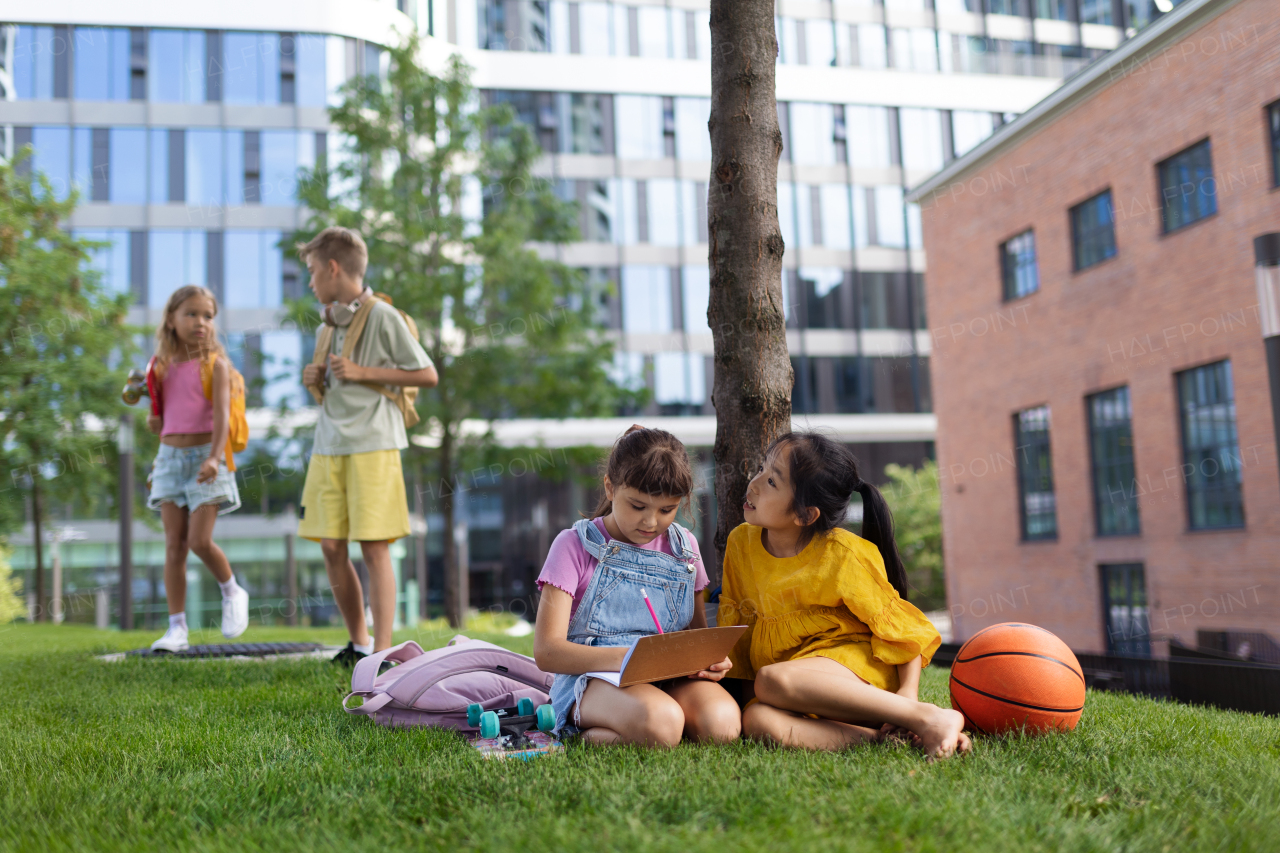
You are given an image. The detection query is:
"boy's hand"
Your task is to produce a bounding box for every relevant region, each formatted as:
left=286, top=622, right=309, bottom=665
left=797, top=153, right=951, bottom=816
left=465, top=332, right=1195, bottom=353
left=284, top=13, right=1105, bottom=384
left=689, top=656, right=732, bottom=682
left=147, top=414, right=162, bottom=434
left=327, top=354, right=365, bottom=383
left=197, top=457, right=219, bottom=484
left=302, top=363, right=326, bottom=387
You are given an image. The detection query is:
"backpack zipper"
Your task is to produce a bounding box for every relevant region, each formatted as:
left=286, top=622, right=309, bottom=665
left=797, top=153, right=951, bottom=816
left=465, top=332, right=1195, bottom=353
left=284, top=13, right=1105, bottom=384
left=405, top=664, right=548, bottom=709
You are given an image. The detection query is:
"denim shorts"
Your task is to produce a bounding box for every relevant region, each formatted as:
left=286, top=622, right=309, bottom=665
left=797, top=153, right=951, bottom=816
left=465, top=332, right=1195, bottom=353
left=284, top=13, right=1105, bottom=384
left=147, top=443, right=241, bottom=515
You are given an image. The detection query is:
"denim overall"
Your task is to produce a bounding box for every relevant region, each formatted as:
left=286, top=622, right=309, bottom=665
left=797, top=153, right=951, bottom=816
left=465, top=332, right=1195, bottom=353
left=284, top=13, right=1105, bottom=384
left=547, top=517, right=698, bottom=736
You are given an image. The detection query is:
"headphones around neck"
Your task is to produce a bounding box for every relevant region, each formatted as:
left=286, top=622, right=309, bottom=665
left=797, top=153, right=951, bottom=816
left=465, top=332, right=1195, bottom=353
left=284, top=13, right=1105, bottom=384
left=322, top=288, right=374, bottom=327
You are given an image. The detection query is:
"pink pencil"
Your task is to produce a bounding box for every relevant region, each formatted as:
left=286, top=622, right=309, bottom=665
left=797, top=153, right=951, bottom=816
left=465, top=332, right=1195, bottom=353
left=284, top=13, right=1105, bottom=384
left=641, top=588, right=664, bottom=634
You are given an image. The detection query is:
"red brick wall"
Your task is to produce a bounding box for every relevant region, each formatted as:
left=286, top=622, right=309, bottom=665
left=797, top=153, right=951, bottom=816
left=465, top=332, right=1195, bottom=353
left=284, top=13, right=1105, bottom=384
left=917, top=0, right=1280, bottom=653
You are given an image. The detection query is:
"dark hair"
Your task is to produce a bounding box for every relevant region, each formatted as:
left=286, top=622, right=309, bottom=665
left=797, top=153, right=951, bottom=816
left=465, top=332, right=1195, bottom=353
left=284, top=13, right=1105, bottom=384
left=590, top=426, right=694, bottom=519
left=766, top=432, right=910, bottom=600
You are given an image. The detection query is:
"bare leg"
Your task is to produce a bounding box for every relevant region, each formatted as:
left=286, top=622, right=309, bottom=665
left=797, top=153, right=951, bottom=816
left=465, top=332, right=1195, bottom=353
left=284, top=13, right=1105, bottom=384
left=185, top=503, right=232, bottom=584
left=322, top=538, right=371, bottom=648
left=755, top=657, right=971, bottom=758
left=742, top=701, right=879, bottom=750
left=359, top=540, right=395, bottom=652
left=663, top=679, right=742, bottom=743
left=575, top=679, right=687, bottom=747
left=160, top=503, right=190, bottom=616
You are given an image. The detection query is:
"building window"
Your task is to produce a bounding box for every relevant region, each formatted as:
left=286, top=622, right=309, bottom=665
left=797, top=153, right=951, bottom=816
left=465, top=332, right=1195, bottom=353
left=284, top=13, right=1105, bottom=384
left=1100, top=563, right=1150, bottom=657
left=148, top=29, right=206, bottom=103
left=223, top=32, right=281, bottom=104
left=1079, top=0, right=1113, bottom=24
left=1070, top=189, right=1116, bottom=271
left=1015, top=405, right=1057, bottom=540
left=1267, top=100, right=1280, bottom=188
left=1177, top=360, right=1245, bottom=529
left=1158, top=139, right=1216, bottom=232
left=1000, top=229, right=1039, bottom=300
left=1035, top=0, right=1071, bottom=20
left=1088, top=386, right=1140, bottom=537
left=73, top=27, right=131, bottom=101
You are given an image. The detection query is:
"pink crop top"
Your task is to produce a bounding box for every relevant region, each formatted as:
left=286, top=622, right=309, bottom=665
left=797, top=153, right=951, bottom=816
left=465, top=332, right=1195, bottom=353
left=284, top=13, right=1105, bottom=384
left=160, top=359, right=214, bottom=436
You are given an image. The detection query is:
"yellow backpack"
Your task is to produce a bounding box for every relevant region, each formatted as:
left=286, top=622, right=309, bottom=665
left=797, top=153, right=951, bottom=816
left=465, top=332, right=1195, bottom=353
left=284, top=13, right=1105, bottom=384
left=199, top=353, right=250, bottom=472
left=305, top=292, right=421, bottom=429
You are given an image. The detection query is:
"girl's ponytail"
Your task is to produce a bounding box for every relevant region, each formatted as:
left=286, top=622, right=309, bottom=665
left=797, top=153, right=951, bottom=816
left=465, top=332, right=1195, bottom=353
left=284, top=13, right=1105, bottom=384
left=854, top=480, right=909, bottom=601
left=768, top=432, right=911, bottom=601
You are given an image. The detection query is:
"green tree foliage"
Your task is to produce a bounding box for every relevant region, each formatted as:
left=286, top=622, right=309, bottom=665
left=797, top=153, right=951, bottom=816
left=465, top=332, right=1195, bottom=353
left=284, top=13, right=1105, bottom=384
left=0, top=546, right=22, bottom=623
left=296, top=34, right=628, bottom=625
left=0, top=153, right=134, bottom=619
left=882, top=460, right=945, bottom=612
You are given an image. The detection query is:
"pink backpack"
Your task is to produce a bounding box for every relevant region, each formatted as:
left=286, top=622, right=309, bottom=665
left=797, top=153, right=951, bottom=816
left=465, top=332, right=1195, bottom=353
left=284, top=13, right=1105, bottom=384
left=342, top=636, right=554, bottom=731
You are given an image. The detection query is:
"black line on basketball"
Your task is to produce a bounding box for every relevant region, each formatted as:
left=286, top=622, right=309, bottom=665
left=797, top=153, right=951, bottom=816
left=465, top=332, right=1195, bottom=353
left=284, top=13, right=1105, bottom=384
left=949, top=675, right=1084, bottom=715
left=954, top=650, right=1085, bottom=684
left=948, top=684, right=987, bottom=735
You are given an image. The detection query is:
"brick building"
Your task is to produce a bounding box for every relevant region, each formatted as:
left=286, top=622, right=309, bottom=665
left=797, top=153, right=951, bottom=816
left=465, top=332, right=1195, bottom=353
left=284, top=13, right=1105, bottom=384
left=908, top=0, right=1280, bottom=656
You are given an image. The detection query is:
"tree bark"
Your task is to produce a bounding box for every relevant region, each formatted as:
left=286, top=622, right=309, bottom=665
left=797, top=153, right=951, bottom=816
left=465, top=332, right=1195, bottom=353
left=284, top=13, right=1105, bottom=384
left=440, top=424, right=462, bottom=628
left=32, top=478, right=45, bottom=622
left=707, top=1, right=792, bottom=586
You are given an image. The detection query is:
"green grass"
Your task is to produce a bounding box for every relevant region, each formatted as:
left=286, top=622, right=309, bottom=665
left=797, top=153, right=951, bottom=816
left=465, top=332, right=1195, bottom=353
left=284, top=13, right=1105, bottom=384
left=2, top=622, right=1279, bottom=853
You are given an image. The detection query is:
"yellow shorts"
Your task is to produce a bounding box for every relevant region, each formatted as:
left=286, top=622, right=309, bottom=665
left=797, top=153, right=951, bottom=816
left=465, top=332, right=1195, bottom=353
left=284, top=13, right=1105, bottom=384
left=298, top=450, right=410, bottom=543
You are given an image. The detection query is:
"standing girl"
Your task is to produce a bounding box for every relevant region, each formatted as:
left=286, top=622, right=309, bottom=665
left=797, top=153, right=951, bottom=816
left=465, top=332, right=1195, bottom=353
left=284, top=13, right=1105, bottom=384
left=533, top=427, right=740, bottom=746
left=719, top=432, right=970, bottom=758
left=146, top=285, right=249, bottom=652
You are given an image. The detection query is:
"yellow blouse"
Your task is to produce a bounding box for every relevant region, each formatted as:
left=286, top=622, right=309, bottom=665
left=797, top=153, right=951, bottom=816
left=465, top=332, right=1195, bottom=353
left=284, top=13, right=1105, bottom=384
left=716, top=523, right=940, bottom=693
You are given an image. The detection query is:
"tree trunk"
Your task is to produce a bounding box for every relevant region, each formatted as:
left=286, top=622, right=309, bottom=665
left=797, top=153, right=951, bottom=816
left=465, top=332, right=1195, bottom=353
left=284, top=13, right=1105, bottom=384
left=706, top=1, right=792, bottom=586
left=32, top=478, right=45, bottom=622
left=439, top=425, right=464, bottom=628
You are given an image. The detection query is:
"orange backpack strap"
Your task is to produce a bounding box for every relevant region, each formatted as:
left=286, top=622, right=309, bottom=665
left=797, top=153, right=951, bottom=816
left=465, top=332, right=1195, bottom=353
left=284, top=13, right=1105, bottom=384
left=307, top=325, right=335, bottom=405
left=198, top=353, right=241, bottom=472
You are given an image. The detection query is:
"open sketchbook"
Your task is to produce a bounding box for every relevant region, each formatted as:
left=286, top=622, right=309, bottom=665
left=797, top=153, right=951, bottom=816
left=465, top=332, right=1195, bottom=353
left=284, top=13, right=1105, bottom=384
left=584, top=626, right=748, bottom=688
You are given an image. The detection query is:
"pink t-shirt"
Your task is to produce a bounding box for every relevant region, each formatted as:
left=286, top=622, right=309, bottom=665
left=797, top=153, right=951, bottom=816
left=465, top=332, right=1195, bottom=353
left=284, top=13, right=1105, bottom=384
left=160, top=359, right=213, bottom=436
left=537, top=518, right=708, bottom=619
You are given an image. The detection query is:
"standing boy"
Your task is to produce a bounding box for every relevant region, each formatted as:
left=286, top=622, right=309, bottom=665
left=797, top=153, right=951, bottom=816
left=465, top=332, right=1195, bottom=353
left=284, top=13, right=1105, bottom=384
left=297, top=227, right=437, bottom=663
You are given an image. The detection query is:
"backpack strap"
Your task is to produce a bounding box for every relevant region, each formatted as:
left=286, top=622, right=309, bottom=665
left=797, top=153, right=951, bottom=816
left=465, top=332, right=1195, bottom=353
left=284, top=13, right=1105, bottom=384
left=350, top=640, right=425, bottom=694
left=306, top=325, right=334, bottom=405
left=197, top=352, right=239, bottom=471
left=342, top=691, right=394, bottom=716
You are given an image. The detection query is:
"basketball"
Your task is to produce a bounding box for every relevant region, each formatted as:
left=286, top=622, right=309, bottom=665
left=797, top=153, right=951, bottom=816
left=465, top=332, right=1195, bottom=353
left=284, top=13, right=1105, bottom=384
left=948, top=622, right=1086, bottom=734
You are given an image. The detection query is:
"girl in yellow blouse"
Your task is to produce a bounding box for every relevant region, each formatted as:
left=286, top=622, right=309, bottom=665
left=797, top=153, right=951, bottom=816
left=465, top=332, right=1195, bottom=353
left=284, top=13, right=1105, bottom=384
left=718, top=432, right=971, bottom=759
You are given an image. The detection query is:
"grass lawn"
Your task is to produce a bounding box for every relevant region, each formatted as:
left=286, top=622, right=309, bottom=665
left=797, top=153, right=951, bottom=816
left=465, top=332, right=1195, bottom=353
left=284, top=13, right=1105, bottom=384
left=2, top=621, right=1278, bottom=853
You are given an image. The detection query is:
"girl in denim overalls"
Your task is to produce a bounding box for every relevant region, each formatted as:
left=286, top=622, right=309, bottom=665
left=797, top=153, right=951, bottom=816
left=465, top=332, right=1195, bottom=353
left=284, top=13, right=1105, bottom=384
left=534, top=427, right=740, bottom=746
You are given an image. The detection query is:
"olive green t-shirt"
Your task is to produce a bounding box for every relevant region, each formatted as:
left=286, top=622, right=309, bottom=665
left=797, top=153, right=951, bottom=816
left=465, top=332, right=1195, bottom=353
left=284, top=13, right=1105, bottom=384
left=311, top=300, right=433, bottom=457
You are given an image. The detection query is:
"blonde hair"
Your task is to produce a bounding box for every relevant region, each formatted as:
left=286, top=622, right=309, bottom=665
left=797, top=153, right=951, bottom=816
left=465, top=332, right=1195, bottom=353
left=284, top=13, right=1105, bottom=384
left=296, top=226, right=368, bottom=279
left=153, top=285, right=226, bottom=379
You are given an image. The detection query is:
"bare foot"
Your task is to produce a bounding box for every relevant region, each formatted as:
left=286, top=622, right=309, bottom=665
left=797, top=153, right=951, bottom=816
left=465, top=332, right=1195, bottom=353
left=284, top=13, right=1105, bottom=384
left=916, top=706, right=970, bottom=759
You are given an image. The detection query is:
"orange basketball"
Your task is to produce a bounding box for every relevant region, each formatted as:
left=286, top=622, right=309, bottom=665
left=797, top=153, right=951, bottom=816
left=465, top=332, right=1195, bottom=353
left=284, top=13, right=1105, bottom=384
left=948, top=622, right=1085, bottom=735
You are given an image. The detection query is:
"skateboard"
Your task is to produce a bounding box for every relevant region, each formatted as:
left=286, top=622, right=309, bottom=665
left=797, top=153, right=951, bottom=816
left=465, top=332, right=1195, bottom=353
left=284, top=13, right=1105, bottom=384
left=467, top=698, right=562, bottom=760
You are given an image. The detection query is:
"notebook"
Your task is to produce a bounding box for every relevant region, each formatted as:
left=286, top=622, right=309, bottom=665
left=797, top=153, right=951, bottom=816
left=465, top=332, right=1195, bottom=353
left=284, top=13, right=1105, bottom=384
left=583, top=625, right=748, bottom=688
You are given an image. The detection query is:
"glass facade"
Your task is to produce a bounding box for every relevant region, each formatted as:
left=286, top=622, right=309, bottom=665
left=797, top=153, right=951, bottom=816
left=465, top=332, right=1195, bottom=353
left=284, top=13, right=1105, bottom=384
left=1158, top=139, right=1216, bottom=232
left=0, top=26, right=373, bottom=104
left=1088, top=386, right=1140, bottom=537
left=1071, top=189, right=1117, bottom=271
left=1015, top=405, right=1058, bottom=540
left=1177, top=361, right=1245, bottom=530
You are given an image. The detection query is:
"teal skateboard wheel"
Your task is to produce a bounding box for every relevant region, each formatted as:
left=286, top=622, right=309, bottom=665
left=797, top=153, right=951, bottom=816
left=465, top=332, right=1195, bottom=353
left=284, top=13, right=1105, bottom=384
left=517, top=697, right=535, bottom=716
left=536, top=703, right=555, bottom=732
left=480, top=711, right=500, bottom=739
left=467, top=703, right=483, bottom=727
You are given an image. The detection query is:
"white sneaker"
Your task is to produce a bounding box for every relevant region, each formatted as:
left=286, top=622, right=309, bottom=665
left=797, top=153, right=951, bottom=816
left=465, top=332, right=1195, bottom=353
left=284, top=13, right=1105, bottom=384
left=221, top=587, right=249, bottom=639
left=151, top=625, right=189, bottom=653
